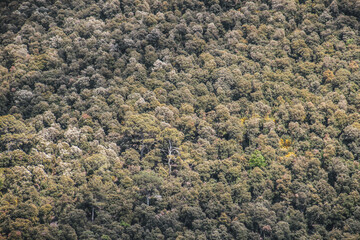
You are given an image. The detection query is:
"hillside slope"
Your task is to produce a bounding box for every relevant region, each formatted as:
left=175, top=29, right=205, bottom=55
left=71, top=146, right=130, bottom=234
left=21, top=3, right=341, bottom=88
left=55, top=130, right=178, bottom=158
left=1, top=0, right=360, bottom=239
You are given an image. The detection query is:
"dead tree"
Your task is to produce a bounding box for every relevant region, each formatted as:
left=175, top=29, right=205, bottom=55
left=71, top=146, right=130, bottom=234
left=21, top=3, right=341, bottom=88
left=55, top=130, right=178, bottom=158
left=164, top=140, right=180, bottom=175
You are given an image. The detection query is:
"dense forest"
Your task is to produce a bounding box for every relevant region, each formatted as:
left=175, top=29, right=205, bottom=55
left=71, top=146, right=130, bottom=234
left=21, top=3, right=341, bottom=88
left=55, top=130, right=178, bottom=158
left=0, top=0, right=360, bottom=239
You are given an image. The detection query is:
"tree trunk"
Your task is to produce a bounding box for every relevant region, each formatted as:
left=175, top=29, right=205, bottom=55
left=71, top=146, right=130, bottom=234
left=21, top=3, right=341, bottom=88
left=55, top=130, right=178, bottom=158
left=168, top=158, right=172, bottom=175
left=140, top=145, right=145, bottom=159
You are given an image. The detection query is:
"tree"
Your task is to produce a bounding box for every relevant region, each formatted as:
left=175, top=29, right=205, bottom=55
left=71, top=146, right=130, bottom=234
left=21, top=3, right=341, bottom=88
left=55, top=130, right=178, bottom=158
left=249, top=150, right=267, bottom=168
left=158, top=127, right=184, bottom=175
left=122, top=114, right=161, bottom=159
left=0, top=115, right=35, bottom=153
left=132, top=171, right=163, bottom=206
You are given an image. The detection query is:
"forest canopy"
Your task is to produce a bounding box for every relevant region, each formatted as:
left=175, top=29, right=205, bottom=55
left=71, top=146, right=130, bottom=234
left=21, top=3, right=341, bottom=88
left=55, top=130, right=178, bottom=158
left=0, top=0, right=360, bottom=239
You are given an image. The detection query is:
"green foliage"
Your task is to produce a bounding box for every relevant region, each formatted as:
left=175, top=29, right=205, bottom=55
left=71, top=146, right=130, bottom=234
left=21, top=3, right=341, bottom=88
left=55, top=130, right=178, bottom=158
left=0, top=115, right=35, bottom=153
left=0, top=0, right=360, bottom=239
left=249, top=150, right=267, bottom=168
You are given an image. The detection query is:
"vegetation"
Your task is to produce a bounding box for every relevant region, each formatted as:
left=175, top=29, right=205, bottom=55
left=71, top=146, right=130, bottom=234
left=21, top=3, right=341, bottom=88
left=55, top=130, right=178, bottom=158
left=0, top=0, right=360, bottom=239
